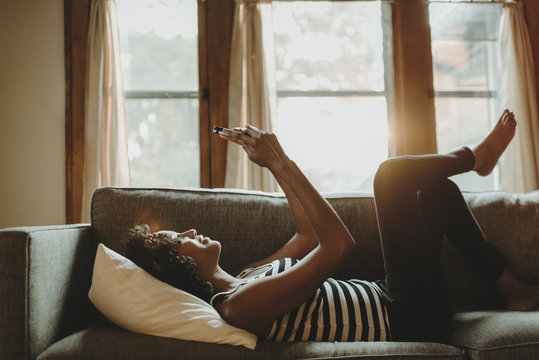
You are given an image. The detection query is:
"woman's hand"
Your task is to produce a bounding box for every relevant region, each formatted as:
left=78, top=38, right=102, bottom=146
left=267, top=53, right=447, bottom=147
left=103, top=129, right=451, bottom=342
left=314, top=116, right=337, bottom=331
left=220, top=125, right=289, bottom=171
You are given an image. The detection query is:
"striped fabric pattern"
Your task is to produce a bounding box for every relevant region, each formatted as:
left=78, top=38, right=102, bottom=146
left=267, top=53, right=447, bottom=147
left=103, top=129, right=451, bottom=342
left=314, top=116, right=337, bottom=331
left=237, top=258, right=391, bottom=342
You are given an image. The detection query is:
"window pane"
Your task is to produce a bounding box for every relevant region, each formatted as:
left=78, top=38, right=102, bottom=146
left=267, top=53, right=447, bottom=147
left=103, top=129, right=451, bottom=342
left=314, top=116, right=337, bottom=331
left=430, top=4, right=501, bottom=91
left=126, top=99, right=200, bottom=188
left=117, top=0, right=200, bottom=189
left=273, top=1, right=389, bottom=192
left=117, top=0, right=198, bottom=91
left=273, top=1, right=385, bottom=91
left=430, top=3, right=501, bottom=191
left=276, top=97, right=388, bottom=192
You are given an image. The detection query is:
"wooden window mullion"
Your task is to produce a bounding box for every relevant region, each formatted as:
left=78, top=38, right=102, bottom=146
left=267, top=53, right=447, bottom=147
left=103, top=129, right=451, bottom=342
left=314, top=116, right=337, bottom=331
left=203, top=0, right=235, bottom=188
left=64, top=0, right=90, bottom=224
left=391, top=0, right=437, bottom=156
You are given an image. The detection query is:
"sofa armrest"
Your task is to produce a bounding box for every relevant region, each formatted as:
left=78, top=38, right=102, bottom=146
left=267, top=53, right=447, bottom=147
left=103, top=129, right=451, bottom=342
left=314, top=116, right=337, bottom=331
left=0, top=225, right=95, bottom=360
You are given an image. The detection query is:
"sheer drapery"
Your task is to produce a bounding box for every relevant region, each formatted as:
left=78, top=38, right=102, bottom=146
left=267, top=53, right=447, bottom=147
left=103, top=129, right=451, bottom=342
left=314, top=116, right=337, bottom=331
left=82, top=0, right=130, bottom=222
left=226, top=0, right=279, bottom=192
left=498, top=2, right=539, bottom=192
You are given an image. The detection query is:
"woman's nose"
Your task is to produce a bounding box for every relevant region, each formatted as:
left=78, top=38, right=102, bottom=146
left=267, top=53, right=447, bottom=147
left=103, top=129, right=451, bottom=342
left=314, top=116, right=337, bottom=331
left=184, top=229, right=197, bottom=239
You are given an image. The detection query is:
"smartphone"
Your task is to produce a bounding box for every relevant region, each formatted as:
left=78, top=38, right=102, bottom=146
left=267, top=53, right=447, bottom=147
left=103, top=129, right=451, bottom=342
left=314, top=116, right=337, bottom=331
left=213, top=126, right=252, bottom=137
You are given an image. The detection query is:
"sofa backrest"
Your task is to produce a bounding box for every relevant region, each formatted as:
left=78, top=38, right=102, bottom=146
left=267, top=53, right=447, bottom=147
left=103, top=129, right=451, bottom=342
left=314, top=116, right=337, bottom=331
left=91, top=187, right=539, bottom=310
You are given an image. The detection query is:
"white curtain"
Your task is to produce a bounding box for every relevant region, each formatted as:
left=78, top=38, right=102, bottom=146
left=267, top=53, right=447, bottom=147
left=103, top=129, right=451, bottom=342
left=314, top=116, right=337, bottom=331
left=82, top=0, right=130, bottom=222
left=498, top=2, right=539, bottom=192
left=226, top=0, right=279, bottom=192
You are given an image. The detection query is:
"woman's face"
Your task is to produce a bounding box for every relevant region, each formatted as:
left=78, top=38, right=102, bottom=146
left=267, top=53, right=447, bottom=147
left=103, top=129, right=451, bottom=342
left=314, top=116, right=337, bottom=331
left=156, top=229, right=221, bottom=277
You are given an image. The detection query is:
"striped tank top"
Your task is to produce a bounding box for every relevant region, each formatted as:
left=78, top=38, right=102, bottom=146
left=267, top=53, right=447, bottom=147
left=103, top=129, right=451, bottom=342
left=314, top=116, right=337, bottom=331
left=214, top=258, right=391, bottom=342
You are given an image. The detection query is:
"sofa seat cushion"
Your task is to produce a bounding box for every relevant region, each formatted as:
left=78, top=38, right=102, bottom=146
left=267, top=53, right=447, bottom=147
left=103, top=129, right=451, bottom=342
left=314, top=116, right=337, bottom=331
left=451, top=310, right=539, bottom=360
left=39, top=321, right=467, bottom=360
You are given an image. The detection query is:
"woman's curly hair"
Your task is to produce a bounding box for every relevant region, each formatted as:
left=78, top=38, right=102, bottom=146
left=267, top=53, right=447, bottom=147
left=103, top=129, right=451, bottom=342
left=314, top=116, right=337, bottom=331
left=125, top=224, right=215, bottom=302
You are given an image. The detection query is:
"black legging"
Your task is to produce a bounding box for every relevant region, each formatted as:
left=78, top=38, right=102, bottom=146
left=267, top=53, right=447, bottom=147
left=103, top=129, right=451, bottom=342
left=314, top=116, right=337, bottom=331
left=373, top=147, right=507, bottom=343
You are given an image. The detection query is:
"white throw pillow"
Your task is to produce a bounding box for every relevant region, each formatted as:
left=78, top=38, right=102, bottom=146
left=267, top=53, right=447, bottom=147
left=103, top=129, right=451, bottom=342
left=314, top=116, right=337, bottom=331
left=88, top=243, right=257, bottom=349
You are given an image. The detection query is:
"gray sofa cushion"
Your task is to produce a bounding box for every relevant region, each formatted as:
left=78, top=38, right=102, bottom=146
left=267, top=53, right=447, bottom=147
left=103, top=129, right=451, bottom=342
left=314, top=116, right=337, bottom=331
left=451, top=310, right=539, bottom=360
left=38, top=320, right=466, bottom=360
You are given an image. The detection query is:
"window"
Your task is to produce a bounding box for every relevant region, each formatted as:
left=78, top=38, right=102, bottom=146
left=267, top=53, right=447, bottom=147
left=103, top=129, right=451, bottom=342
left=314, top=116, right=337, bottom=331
left=429, top=2, right=502, bottom=191
left=116, top=0, right=200, bottom=188
left=65, top=0, right=539, bottom=222
left=272, top=1, right=393, bottom=192
left=115, top=0, right=502, bottom=193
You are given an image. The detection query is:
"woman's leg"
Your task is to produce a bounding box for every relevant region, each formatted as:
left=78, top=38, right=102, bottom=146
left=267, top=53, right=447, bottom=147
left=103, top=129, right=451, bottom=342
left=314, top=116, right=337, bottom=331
left=419, top=180, right=539, bottom=313
left=417, top=179, right=507, bottom=283
left=373, top=109, right=539, bottom=342
left=373, top=148, right=475, bottom=342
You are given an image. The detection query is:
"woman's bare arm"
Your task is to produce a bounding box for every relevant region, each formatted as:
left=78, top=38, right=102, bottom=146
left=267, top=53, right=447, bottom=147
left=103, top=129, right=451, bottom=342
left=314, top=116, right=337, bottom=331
left=240, top=172, right=318, bottom=270
left=217, top=127, right=356, bottom=335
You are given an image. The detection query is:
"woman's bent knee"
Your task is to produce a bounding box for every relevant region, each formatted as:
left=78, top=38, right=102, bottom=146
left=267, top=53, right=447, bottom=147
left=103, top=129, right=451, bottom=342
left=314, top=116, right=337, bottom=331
left=373, top=158, right=409, bottom=193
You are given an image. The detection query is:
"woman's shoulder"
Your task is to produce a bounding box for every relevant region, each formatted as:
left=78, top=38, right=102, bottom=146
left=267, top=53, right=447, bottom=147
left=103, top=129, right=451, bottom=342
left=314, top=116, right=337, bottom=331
left=213, top=258, right=301, bottom=306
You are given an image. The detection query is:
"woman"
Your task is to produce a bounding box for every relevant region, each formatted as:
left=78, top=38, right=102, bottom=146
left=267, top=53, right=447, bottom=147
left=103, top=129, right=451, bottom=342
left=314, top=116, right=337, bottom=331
left=126, top=109, right=539, bottom=343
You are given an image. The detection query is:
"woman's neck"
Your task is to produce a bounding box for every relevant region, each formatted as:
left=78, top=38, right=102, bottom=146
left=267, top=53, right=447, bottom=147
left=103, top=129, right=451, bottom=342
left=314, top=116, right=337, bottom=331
left=207, top=266, right=243, bottom=293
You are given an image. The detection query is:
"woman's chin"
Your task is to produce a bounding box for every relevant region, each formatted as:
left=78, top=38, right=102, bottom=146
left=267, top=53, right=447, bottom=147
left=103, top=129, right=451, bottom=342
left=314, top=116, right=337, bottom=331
left=210, top=239, right=222, bottom=253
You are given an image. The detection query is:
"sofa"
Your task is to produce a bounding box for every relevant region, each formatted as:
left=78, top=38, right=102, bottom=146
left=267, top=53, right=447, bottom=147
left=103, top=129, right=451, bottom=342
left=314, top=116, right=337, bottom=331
left=1, top=186, right=539, bottom=360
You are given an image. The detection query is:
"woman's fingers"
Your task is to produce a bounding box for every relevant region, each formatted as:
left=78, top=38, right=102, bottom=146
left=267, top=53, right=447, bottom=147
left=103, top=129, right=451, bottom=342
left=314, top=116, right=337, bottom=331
left=232, top=127, right=246, bottom=133
left=219, top=134, right=242, bottom=145
left=228, top=124, right=262, bottom=139
left=246, top=124, right=261, bottom=137
left=222, top=128, right=256, bottom=145
left=231, top=124, right=261, bottom=140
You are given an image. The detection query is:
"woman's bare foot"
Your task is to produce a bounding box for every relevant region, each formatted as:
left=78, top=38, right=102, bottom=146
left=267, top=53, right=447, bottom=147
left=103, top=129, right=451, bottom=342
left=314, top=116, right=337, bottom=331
left=472, top=109, right=517, bottom=176
left=496, top=269, right=539, bottom=311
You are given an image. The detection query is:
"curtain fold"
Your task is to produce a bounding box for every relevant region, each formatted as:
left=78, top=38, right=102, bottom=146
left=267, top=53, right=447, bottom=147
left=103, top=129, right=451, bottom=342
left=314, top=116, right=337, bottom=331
left=226, top=0, right=279, bottom=192
left=82, top=0, right=130, bottom=222
left=498, top=2, right=539, bottom=192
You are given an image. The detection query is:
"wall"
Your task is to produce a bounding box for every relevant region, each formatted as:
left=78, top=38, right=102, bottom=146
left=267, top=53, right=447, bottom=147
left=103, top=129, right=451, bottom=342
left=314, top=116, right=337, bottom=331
left=0, top=0, right=66, bottom=228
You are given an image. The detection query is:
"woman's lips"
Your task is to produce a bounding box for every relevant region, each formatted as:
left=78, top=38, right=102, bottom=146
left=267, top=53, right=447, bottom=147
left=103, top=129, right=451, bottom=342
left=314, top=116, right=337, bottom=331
left=198, top=236, right=209, bottom=245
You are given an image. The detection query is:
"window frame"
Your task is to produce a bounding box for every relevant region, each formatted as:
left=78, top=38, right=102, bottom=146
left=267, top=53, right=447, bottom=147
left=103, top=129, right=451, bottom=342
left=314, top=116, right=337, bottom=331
left=64, top=0, right=90, bottom=224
